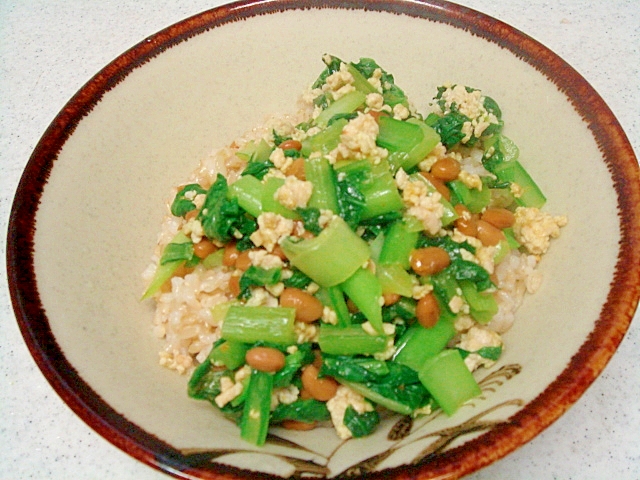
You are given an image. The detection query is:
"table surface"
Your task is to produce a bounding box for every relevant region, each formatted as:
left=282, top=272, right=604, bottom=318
left=1, top=1, right=639, bottom=479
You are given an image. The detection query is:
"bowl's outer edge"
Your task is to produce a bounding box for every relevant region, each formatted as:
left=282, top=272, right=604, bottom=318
left=6, top=0, right=640, bottom=479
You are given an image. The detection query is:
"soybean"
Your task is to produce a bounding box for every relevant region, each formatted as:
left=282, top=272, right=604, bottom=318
left=228, top=275, right=241, bottom=298
left=193, top=238, right=217, bottom=259
left=286, top=157, right=306, bottom=181
left=245, top=346, right=286, bottom=373
left=410, top=247, right=451, bottom=276
left=223, top=242, right=240, bottom=267
left=235, top=249, right=254, bottom=271
left=184, top=209, right=199, bottom=221
left=454, top=204, right=478, bottom=237
left=281, top=419, right=317, bottom=431
left=383, top=293, right=401, bottom=306
left=279, top=139, right=302, bottom=151
left=481, top=208, right=515, bottom=229
left=476, top=219, right=505, bottom=246
left=420, top=171, right=451, bottom=201
left=430, top=157, right=461, bottom=182
left=301, top=365, right=338, bottom=401
left=415, top=293, right=440, bottom=328
left=280, top=288, right=324, bottom=323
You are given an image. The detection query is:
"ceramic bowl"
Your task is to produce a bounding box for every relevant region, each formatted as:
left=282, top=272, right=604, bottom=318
left=7, top=0, right=640, bottom=478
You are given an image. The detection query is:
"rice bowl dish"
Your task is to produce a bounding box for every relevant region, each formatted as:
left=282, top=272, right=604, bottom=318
left=142, top=54, right=566, bottom=444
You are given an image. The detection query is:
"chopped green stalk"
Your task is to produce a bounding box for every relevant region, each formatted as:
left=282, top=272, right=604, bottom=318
left=346, top=63, right=378, bottom=95
left=222, top=305, right=296, bottom=345
left=497, top=135, right=519, bottom=162
left=448, top=180, right=491, bottom=214
left=209, top=340, right=250, bottom=370
left=368, top=232, right=385, bottom=262
left=254, top=138, right=275, bottom=162
left=237, top=138, right=274, bottom=163
left=304, top=157, right=339, bottom=212
left=503, top=227, right=521, bottom=249
left=418, top=349, right=481, bottom=416
left=378, top=219, right=418, bottom=269
left=492, top=238, right=511, bottom=265
left=281, top=216, right=370, bottom=287
left=393, top=315, right=456, bottom=371
left=240, top=370, right=273, bottom=446
left=410, top=173, right=458, bottom=226
left=202, top=249, right=225, bottom=269
left=484, top=134, right=519, bottom=164
left=318, top=325, right=387, bottom=355
left=458, top=280, right=498, bottom=324
left=430, top=268, right=460, bottom=310
left=403, top=214, right=426, bottom=233
left=261, top=177, right=300, bottom=220
left=230, top=375, right=252, bottom=408
left=335, top=158, right=402, bottom=219
left=359, top=160, right=404, bottom=219
left=140, top=260, right=182, bottom=300
left=493, top=226, right=520, bottom=265
left=301, top=118, right=348, bottom=157
left=376, top=116, right=424, bottom=153
left=376, top=263, right=414, bottom=297
left=210, top=301, right=235, bottom=325
left=340, top=267, right=383, bottom=333
left=399, top=118, right=441, bottom=171
left=228, top=175, right=264, bottom=218
left=141, top=232, right=192, bottom=300
left=492, top=160, right=546, bottom=208
left=382, top=296, right=416, bottom=322
left=339, top=379, right=413, bottom=415
left=326, top=285, right=351, bottom=327
left=314, top=90, right=367, bottom=127
left=334, top=157, right=371, bottom=176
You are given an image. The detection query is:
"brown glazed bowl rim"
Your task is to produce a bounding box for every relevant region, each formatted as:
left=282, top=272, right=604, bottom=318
left=7, top=1, right=640, bottom=478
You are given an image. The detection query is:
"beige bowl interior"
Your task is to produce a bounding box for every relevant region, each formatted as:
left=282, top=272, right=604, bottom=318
left=23, top=5, right=627, bottom=478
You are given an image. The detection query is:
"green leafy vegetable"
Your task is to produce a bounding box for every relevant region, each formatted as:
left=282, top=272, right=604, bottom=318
left=321, top=356, right=430, bottom=412
left=343, top=406, right=380, bottom=438
left=432, top=110, right=470, bottom=148
left=170, top=183, right=206, bottom=217
left=450, top=258, right=493, bottom=292
left=238, top=266, right=282, bottom=300
left=458, top=345, right=503, bottom=361
left=312, top=54, right=343, bottom=89
left=296, top=207, right=323, bottom=235
left=282, top=268, right=313, bottom=290
left=242, top=160, right=275, bottom=180
left=351, top=57, right=408, bottom=107
left=271, top=399, right=331, bottom=424
left=198, top=174, right=257, bottom=244
left=273, top=343, right=315, bottom=388
left=335, top=171, right=366, bottom=228
left=159, top=241, right=195, bottom=266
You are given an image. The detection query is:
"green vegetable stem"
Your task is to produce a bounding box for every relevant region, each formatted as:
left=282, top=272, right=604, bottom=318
left=281, top=216, right=370, bottom=287
left=418, top=349, right=481, bottom=416
left=240, top=370, right=273, bottom=446
left=221, top=305, right=296, bottom=345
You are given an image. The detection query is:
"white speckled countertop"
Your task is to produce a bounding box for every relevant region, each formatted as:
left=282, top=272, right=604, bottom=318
left=1, top=1, right=638, bottom=479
